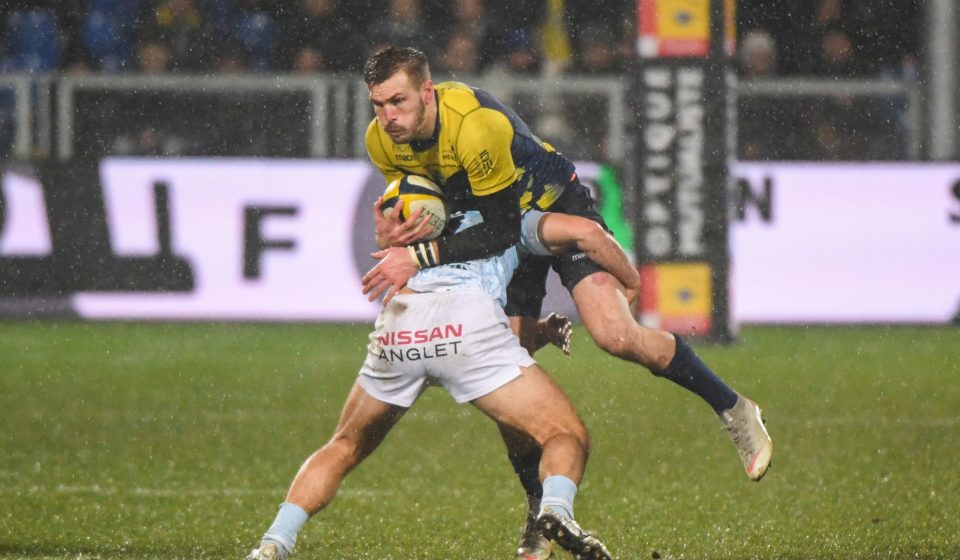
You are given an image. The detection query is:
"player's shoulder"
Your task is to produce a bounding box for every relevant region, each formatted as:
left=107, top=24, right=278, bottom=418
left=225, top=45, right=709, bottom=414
left=365, top=117, right=382, bottom=142
left=437, top=81, right=482, bottom=116
left=365, top=117, right=389, bottom=155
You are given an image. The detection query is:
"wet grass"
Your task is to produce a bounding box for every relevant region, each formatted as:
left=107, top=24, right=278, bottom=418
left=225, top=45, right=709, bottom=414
left=1, top=323, right=958, bottom=559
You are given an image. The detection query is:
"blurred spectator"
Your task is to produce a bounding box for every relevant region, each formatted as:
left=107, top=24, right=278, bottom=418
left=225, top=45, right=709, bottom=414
left=0, top=0, right=928, bottom=164
left=738, top=29, right=777, bottom=78
left=816, top=0, right=841, bottom=26
left=291, top=46, right=323, bottom=74
left=140, top=0, right=216, bottom=72
left=135, top=37, right=172, bottom=74
left=80, top=11, right=134, bottom=73
left=2, top=7, right=62, bottom=72
left=808, top=105, right=862, bottom=161
left=214, top=38, right=250, bottom=73
left=447, top=0, right=499, bottom=68
left=738, top=0, right=920, bottom=77
left=812, top=27, right=859, bottom=77
left=52, top=1, right=94, bottom=72
left=231, top=1, right=277, bottom=72
left=276, top=0, right=364, bottom=72
left=435, top=27, right=482, bottom=77
left=0, top=1, right=925, bottom=78
left=486, top=28, right=540, bottom=76
left=367, top=0, right=437, bottom=58
left=573, top=23, right=622, bottom=75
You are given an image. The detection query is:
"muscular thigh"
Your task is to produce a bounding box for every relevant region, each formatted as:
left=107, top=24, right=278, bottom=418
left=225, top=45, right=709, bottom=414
left=471, top=364, right=585, bottom=445
left=331, top=382, right=407, bottom=455
left=572, top=273, right=674, bottom=368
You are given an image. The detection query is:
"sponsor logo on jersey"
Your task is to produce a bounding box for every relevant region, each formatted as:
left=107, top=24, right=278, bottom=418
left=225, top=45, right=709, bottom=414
left=478, top=150, right=494, bottom=172
left=468, top=149, right=495, bottom=178
left=377, top=323, right=462, bottom=345
left=375, top=323, right=464, bottom=362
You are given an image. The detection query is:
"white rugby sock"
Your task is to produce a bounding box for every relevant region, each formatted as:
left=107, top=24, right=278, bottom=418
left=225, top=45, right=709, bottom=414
left=539, top=475, right=577, bottom=520
left=262, top=502, right=309, bottom=556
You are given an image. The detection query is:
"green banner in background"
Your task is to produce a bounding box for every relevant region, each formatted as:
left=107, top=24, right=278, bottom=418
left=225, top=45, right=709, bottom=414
left=596, top=164, right=635, bottom=258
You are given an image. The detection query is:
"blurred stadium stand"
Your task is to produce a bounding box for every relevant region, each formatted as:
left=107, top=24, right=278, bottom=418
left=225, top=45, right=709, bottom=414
left=82, top=11, right=133, bottom=73
left=4, top=10, right=61, bottom=72
left=0, top=0, right=952, bottom=163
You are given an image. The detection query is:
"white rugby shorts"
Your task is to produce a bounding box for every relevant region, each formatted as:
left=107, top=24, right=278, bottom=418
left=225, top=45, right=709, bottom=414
left=357, top=288, right=535, bottom=407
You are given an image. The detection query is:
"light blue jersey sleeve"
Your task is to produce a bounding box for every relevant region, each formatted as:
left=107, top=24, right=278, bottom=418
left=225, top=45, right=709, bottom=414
left=518, top=210, right=552, bottom=256
left=406, top=211, right=519, bottom=307
left=406, top=210, right=550, bottom=306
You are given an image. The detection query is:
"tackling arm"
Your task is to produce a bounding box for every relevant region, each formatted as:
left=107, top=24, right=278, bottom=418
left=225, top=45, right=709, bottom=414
left=537, top=212, right=640, bottom=293
left=434, top=186, right=520, bottom=263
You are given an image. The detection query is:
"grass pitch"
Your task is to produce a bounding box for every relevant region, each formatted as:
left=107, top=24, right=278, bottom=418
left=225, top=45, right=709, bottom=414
left=1, top=322, right=958, bottom=559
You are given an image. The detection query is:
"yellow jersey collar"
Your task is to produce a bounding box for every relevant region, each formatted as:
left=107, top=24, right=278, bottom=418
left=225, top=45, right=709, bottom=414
left=410, top=90, right=442, bottom=153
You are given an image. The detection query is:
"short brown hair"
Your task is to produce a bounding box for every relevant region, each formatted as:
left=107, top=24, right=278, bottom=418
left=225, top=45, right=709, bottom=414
left=363, top=46, right=431, bottom=87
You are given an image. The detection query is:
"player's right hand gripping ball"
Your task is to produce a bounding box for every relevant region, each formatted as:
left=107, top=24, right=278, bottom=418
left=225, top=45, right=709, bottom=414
left=381, top=175, right=447, bottom=240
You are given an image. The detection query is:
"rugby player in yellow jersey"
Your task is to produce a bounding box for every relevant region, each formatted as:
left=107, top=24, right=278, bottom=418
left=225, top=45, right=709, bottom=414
left=360, top=46, right=772, bottom=560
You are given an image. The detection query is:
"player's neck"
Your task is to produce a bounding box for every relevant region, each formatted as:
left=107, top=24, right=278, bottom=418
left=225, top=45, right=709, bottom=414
left=412, top=93, right=440, bottom=145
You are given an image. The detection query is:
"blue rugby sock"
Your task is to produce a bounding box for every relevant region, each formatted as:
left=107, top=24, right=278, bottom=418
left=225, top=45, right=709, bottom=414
left=654, top=335, right=738, bottom=413
left=540, top=475, right=577, bottom=520
left=262, top=502, right=309, bottom=556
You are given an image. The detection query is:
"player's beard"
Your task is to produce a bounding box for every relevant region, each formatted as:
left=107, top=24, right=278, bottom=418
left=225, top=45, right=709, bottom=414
left=410, top=96, right=428, bottom=141
left=388, top=96, right=428, bottom=144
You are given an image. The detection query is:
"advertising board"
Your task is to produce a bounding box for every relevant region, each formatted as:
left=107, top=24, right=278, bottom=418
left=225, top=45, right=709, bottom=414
left=2, top=160, right=958, bottom=323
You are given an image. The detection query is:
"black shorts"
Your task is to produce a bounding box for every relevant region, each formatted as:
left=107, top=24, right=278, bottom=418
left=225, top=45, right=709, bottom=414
left=504, top=179, right=610, bottom=318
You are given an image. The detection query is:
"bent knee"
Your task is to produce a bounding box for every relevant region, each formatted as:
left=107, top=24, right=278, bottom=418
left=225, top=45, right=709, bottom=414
left=552, top=419, right=591, bottom=456
left=595, top=331, right=633, bottom=358
left=324, top=431, right=367, bottom=466
left=578, top=426, right=592, bottom=457
left=593, top=324, right=672, bottom=369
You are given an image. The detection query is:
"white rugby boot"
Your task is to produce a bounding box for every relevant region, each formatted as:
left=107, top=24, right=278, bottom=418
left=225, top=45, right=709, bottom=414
left=245, top=542, right=283, bottom=560
left=517, top=505, right=555, bottom=560
left=536, top=507, right=612, bottom=560
left=720, top=395, right=773, bottom=481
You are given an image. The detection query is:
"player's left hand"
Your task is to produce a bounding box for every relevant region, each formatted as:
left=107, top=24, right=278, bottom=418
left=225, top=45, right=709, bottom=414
left=540, top=312, right=572, bottom=355
left=373, top=196, right=429, bottom=249
left=363, top=246, right=419, bottom=305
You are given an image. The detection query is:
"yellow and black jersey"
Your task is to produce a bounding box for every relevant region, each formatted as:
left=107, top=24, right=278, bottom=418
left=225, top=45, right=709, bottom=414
left=366, top=81, right=577, bottom=212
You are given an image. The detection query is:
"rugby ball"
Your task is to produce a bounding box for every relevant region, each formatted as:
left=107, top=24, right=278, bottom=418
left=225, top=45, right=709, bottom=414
left=381, top=175, right=447, bottom=240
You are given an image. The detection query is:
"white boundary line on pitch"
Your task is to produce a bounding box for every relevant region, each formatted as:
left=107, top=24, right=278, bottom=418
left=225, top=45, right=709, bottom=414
left=0, top=485, right=395, bottom=498
left=772, top=416, right=960, bottom=427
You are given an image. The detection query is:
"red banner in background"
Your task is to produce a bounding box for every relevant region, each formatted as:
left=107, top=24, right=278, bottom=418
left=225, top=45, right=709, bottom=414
left=637, top=0, right=735, bottom=58
left=639, top=262, right=713, bottom=335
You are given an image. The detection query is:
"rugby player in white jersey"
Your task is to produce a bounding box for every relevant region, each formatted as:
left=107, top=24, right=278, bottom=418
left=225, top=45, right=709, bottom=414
left=243, top=209, right=638, bottom=560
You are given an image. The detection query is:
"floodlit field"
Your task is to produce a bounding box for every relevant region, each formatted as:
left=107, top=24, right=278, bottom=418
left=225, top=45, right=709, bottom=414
left=1, top=322, right=958, bottom=559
